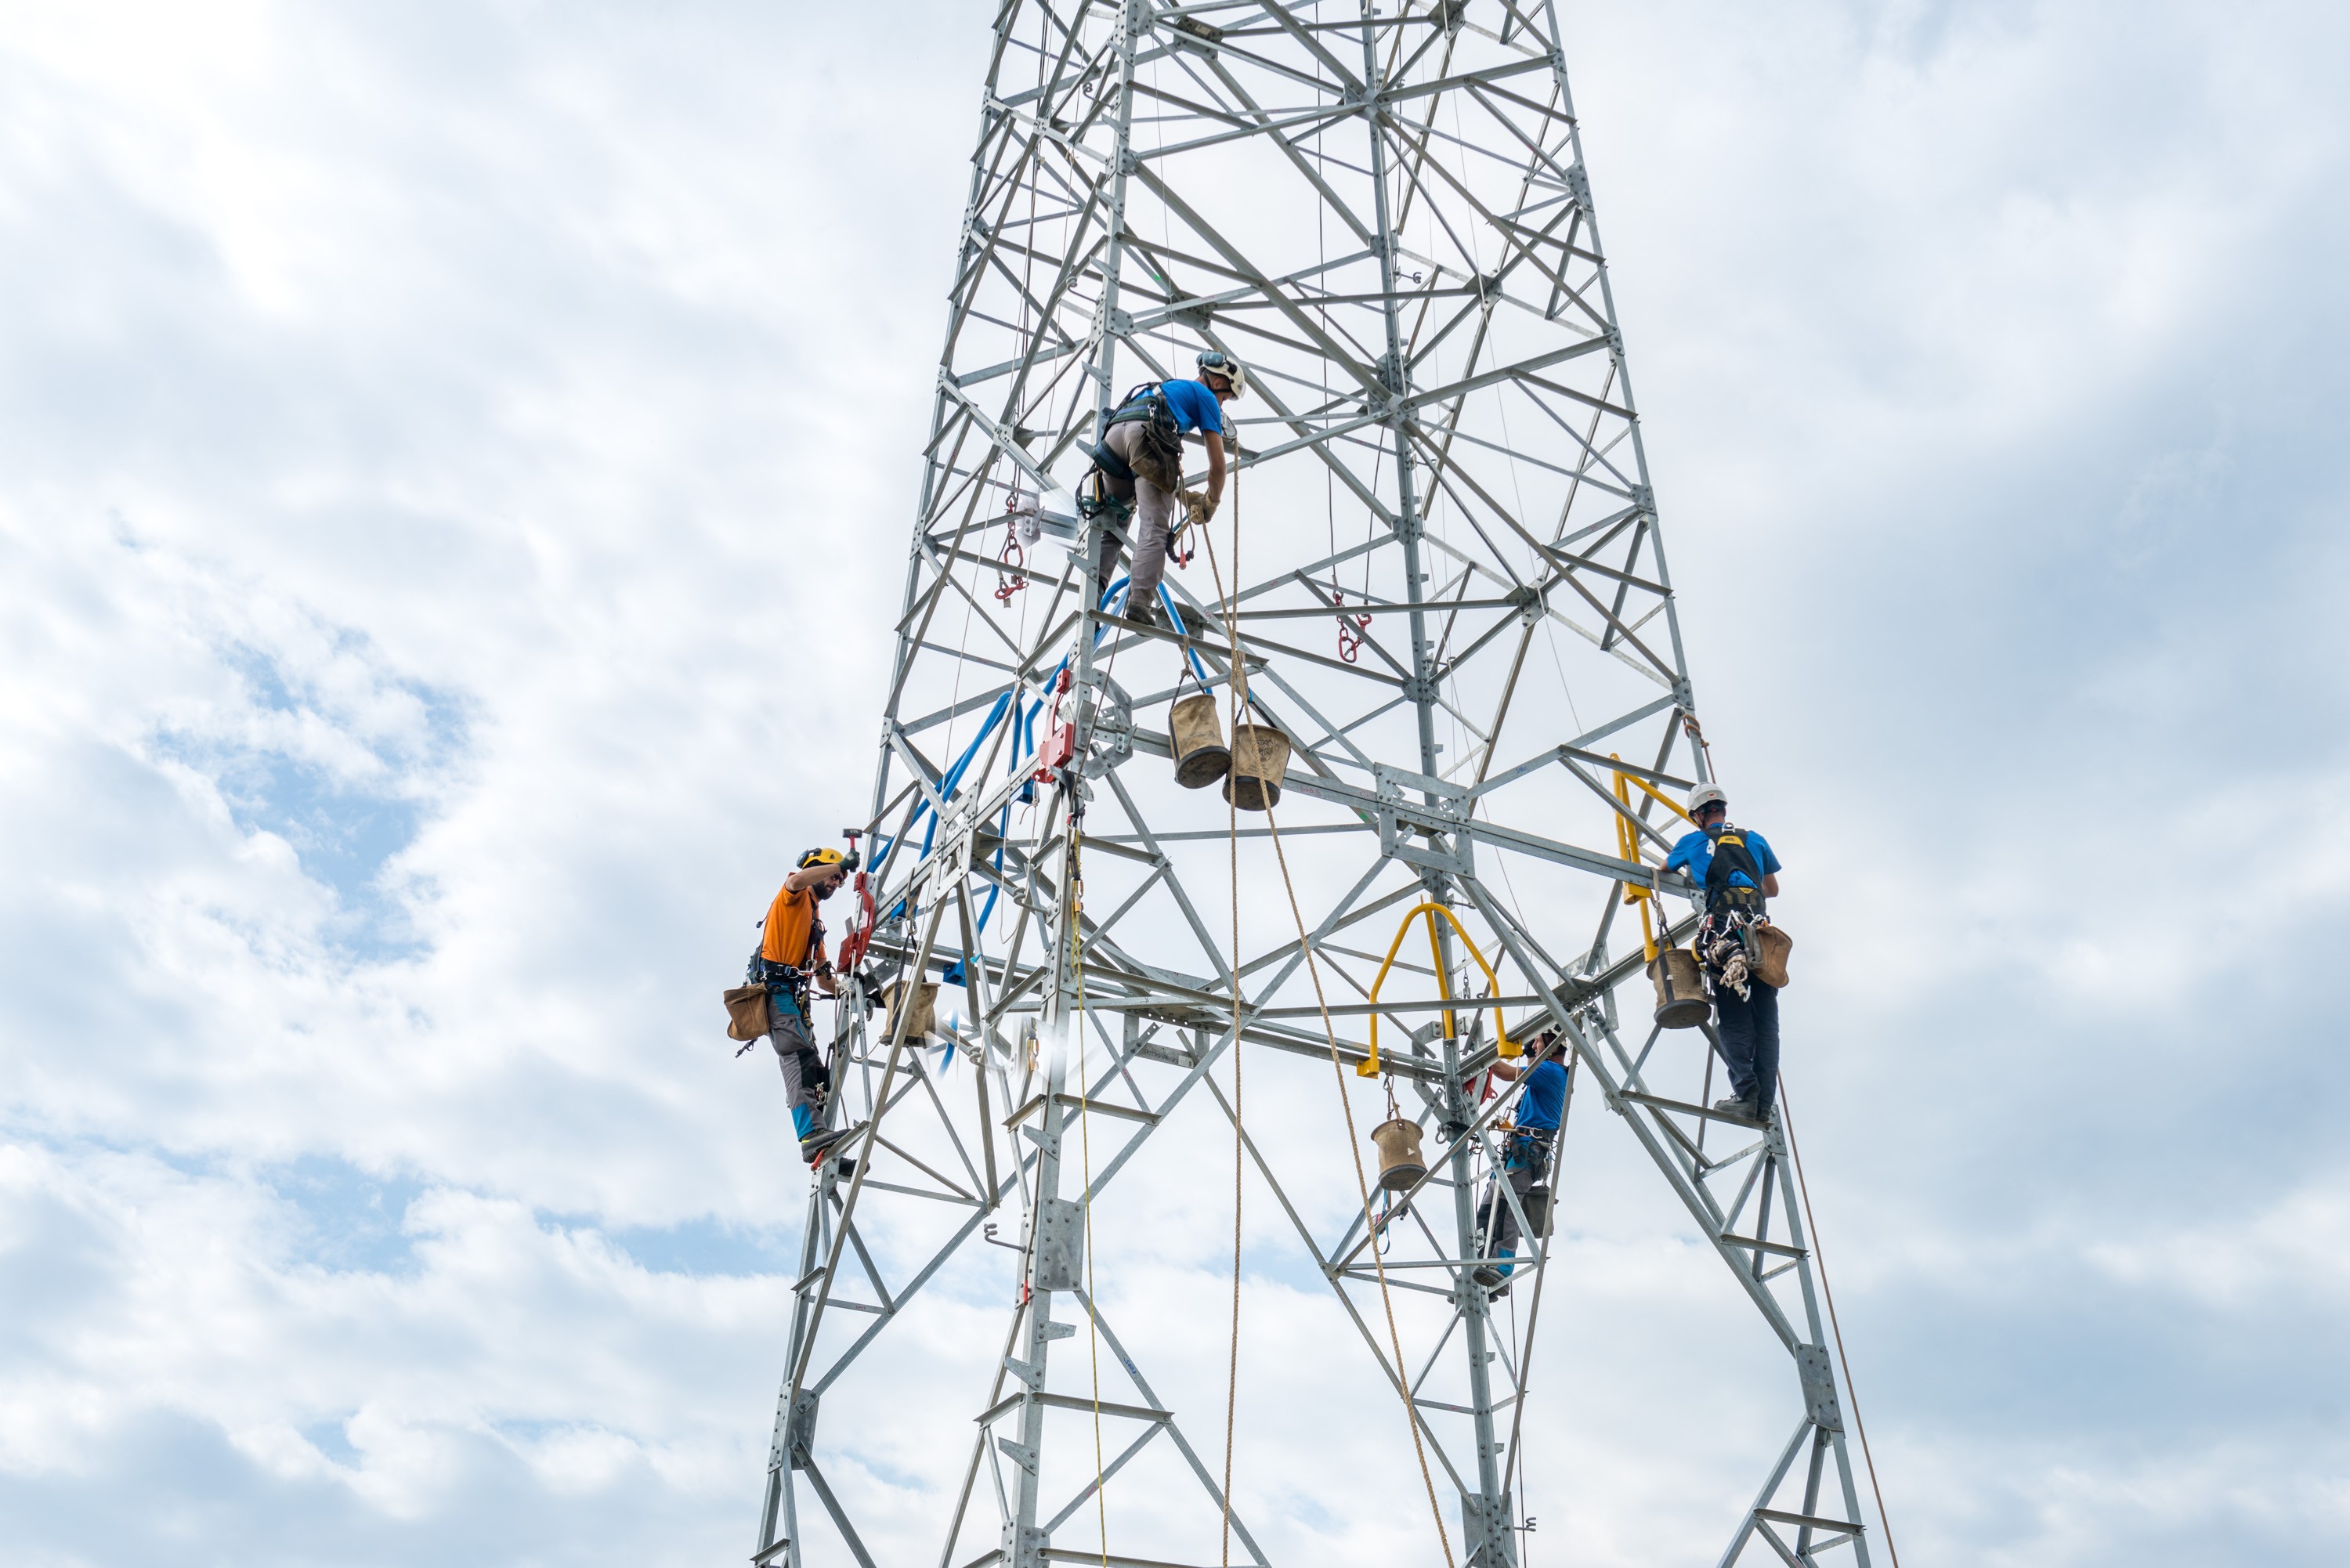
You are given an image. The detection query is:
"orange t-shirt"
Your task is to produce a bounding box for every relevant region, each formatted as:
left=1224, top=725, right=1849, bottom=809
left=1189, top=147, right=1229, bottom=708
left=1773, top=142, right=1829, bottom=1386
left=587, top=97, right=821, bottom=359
left=761, top=883, right=828, bottom=968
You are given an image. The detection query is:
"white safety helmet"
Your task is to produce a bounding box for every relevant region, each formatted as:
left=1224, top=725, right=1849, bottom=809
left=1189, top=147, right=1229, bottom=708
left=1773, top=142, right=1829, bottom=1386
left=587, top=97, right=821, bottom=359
left=1196, top=349, right=1249, bottom=399
left=1687, top=782, right=1727, bottom=817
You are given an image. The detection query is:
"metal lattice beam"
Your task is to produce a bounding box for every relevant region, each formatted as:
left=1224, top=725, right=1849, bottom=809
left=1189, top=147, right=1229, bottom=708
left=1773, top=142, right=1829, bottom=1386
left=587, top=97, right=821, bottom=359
left=753, top=5, right=1875, bottom=1566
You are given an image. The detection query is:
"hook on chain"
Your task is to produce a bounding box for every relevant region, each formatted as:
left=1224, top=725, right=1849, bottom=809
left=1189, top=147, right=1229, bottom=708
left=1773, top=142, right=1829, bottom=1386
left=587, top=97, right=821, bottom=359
left=994, top=517, right=1029, bottom=605
left=1334, top=587, right=1371, bottom=663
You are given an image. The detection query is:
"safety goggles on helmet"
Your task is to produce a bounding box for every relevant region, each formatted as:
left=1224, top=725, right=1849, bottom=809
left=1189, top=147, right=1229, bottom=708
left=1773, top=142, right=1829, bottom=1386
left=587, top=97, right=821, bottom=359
left=1195, top=350, right=1249, bottom=399
left=1686, top=783, right=1728, bottom=817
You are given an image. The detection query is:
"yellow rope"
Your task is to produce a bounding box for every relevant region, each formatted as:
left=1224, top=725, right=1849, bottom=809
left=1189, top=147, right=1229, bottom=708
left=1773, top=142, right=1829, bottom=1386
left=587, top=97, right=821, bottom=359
left=1198, top=476, right=1456, bottom=1568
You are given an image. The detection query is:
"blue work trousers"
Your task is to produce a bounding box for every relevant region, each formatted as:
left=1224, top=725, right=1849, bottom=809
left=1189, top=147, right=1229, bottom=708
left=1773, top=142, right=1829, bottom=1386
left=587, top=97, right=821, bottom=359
left=1710, top=980, right=1781, bottom=1115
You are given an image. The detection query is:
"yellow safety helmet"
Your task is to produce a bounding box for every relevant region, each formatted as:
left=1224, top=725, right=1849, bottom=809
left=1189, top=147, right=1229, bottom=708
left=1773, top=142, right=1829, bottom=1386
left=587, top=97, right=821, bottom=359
left=798, top=847, right=846, bottom=870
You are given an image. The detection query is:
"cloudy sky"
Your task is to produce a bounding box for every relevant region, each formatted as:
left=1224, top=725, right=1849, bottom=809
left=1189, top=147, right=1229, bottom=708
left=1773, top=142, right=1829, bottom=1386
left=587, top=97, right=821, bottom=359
left=3, top=2, right=2347, bottom=1564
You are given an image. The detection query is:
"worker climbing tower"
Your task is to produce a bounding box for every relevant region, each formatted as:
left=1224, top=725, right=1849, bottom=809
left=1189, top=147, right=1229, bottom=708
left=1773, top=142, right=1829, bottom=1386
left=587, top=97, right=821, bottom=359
left=753, top=5, right=1886, bottom=1566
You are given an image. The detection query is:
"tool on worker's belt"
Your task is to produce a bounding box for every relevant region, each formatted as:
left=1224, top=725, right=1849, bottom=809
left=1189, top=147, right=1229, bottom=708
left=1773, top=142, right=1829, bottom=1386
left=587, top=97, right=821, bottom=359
left=1166, top=489, right=1211, bottom=569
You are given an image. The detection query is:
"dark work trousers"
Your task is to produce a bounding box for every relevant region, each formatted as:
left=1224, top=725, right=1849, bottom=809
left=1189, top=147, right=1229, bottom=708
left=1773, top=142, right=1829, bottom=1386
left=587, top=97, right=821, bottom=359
left=1479, top=1137, right=1553, bottom=1258
left=1710, top=980, right=1781, bottom=1115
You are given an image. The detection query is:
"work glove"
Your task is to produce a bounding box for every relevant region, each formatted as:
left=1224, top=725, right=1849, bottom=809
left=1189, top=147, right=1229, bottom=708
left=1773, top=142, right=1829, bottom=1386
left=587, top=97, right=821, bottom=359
left=1182, top=490, right=1214, bottom=529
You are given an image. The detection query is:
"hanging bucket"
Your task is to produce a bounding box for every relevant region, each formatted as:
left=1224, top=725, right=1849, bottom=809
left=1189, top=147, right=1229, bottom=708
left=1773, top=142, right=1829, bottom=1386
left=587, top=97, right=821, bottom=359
left=1370, top=1117, right=1427, bottom=1192
left=1649, top=946, right=1710, bottom=1029
left=886, top=981, right=938, bottom=1042
left=1223, top=722, right=1292, bottom=812
left=1168, top=692, right=1231, bottom=789
left=1752, top=923, right=1792, bottom=989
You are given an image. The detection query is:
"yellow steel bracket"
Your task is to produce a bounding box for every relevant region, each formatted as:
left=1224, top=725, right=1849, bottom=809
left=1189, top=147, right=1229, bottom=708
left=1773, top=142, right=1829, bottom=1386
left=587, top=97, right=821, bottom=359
left=1611, top=754, right=1694, bottom=964
left=1360, top=901, right=1514, bottom=1078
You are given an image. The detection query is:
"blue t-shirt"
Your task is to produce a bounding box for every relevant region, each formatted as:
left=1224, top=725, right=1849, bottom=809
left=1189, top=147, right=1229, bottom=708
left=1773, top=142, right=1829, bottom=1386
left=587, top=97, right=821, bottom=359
left=1663, top=826, right=1781, bottom=891
left=1156, top=378, right=1224, bottom=435
left=1513, top=1057, right=1568, bottom=1135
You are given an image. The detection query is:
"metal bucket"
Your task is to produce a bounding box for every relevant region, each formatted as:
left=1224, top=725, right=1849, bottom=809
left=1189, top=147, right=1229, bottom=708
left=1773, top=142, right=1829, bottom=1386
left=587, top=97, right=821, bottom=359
left=1168, top=692, right=1231, bottom=789
left=1752, top=923, right=1791, bottom=989
left=1223, top=722, right=1292, bottom=812
left=1649, top=946, right=1710, bottom=1030
left=886, top=980, right=938, bottom=1042
left=1370, top=1117, right=1426, bottom=1191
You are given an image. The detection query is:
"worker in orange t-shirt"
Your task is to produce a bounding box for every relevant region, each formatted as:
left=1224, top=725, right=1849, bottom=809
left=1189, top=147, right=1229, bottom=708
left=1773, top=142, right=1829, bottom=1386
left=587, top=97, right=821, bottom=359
left=748, top=847, right=855, bottom=1165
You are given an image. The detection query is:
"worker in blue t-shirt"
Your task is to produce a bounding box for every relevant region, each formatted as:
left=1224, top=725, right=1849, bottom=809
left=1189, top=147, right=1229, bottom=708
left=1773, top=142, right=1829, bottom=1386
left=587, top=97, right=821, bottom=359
left=1661, top=783, right=1784, bottom=1124
left=1087, top=350, right=1249, bottom=625
left=1473, top=1031, right=1570, bottom=1296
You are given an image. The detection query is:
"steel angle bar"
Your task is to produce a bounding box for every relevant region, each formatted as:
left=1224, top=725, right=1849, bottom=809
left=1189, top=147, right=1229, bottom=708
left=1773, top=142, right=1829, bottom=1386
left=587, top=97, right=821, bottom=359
left=798, top=1454, right=882, bottom=1568
left=1197, top=1071, right=1473, bottom=1497
left=1039, top=1422, right=1162, bottom=1534
left=1278, top=768, right=1646, bottom=886
left=1070, top=1287, right=1273, bottom=1567
left=1457, top=877, right=1803, bottom=1352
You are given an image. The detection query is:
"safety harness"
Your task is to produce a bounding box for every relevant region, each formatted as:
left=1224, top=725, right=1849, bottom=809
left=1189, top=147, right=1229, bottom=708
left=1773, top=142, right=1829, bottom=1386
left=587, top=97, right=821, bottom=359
left=1083, top=382, right=1206, bottom=576
left=1088, top=381, right=1180, bottom=486
left=1697, top=822, right=1769, bottom=999
left=1701, top=822, right=1769, bottom=915
left=747, top=908, right=828, bottom=1010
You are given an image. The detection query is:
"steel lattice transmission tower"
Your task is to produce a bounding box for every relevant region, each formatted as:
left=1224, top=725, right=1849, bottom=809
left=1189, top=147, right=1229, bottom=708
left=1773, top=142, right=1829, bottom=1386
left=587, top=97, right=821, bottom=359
left=753, top=5, right=1878, bottom=1566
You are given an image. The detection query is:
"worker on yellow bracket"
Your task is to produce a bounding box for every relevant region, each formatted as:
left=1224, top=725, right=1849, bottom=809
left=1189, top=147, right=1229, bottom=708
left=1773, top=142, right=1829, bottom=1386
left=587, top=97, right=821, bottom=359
left=750, top=847, right=857, bottom=1166
left=1473, top=1030, right=1571, bottom=1299
left=1085, top=350, right=1248, bottom=627
left=1661, top=783, right=1784, bottom=1125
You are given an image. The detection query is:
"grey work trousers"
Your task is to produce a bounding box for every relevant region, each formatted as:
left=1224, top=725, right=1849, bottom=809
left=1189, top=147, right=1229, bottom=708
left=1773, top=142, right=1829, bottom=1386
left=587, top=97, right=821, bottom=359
left=768, top=992, right=826, bottom=1129
left=1478, top=1139, right=1553, bottom=1258
left=1092, top=421, right=1182, bottom=612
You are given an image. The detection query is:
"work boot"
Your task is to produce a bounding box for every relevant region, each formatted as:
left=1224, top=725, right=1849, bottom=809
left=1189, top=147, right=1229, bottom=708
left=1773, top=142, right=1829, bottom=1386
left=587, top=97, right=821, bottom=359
left=1711, top=1095, right=1762, bottom=1125
left=1472, top=1249, right=1515, bottom=1291
left=1123, top=600, right=1161, bottom=629
left=800, top=1127, right=853, bottom=1165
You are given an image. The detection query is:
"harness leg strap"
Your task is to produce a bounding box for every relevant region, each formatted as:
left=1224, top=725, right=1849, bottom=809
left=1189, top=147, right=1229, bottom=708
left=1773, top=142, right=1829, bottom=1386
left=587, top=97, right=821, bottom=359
left=1089, top=441, right=1137, bottom=486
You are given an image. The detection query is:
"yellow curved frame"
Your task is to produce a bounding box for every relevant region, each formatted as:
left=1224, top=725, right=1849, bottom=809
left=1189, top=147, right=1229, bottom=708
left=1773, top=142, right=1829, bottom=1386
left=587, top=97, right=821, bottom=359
left=1360, top=902, right=1515, bottom=1078
left=1611, top=753, right=1693, bottom=964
